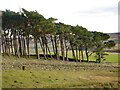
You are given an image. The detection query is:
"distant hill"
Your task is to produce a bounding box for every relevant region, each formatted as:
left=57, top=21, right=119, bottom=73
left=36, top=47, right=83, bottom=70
left=107, top=33, right=120, bottom=44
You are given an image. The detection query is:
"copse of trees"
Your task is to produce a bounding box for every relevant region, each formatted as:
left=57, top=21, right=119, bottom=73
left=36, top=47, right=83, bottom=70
left=1, top=9, right=116, bottom=63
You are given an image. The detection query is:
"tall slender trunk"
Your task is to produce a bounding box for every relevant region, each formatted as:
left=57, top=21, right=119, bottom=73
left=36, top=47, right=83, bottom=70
left=39, top=38, right=47, bottom=60
left=10, top=36, right=13, bottom=54
left=13, top=30, right=20, bottom=58
left=76, top=46, right=78, bottom=62
left=54, top=35, right=59, bottom=60
left=0, top=36, right=1, bottom=53
left=47, top=44, right=52, bottom=58
left=23, top=37, right=27, bottom=56
left=13, top=30, right=18, bottom=56
left=60, top=38, right=65, bottom=61
left=51, top=35, right=55, bottom=55
left=70, top=41, right=76, bottom=61
left=45, top=36, right=52, bottom=59
left=34, top=37, right=39, bottom=59
left=0, top=42, right=2, bottom=54
left=42, top=36, right=48, bottom=58
left=98, top=52, right=101, bottom=63
left=79, top=48, right=81, bottom=62
left=85, top=46, right=89, bottom=62
left=41, top=37, right=46, bottom=57
left=7, top=37, right=11, bottom=57
left=65, top=40, right=69, bottom=61
left=27, top=35, right=30, bottom=57
left=81, top=47, right=84, bottom=62
left=58, top=38, right=60, bottom=60
left=13, top=31, right=16, bottom=55
left=18, top=34, right=22, bottom=56
left=1, top=34, right=5, bottom=55
left=4, top=30, right=7, bottom=53
left=21, top=34, right=23, bottom=56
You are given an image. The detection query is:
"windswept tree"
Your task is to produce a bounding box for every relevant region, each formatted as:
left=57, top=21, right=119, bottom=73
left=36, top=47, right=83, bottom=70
left=22, top=8, right=46, bottom=59
left=55, top=22, right=72, bottom=61
left=2, top=10, right=22, bottom=57
left=1, top=9, right=116, bottom=63
left=92, top=31, right=116, bottom=63
left=61, top=24, right=73, bottom=61
left=71, top=25, right=89, bottom=62
left=81, top=30, right=94, bottom=62
left=55, top=22, right=66, bottom=61
left=47, top=17, right=57, bottom=56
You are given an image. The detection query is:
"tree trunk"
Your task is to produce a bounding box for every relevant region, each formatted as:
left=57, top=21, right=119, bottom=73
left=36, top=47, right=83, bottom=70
left=60, top=38, right=65, bottom=61
left=51, top=35, right=55, bottom=55
left=10, top=36, right=13, bottom=54
left=81, top=47, right=84, bottom=62
left=4, top=30, right=7, bottom=54
left=58, top=38, right=60, bottom=60
left=13, top=30, right=17, bottom=55
left=65, top=40, right=69, bottom=61
left=39, top=38, right=47, bottom=60
left=54, top=35, right=59, bottom=60
left=47, top=44, right=52, bottom=58
left=7, top=37, right=11, bottom=57
left=85, top=46, right=89, bottom=62
left=98, top=53, right=101, bottom=63
left=42, top=36, right=48, bottom=58
left=1, top=34, right=5, bottom=55
left=0, top=37, right=1, bottom=53
left=27, top=35, right=30, bottom=57
left=44, top=36, right=48, bottom=57
left=70, top=42, right=76, bottom=61
left=76, top=46, right=78, bottom=62
left=79, top=48, right=81, bottom=62
left=34, top=38, right=39, bottom=59
left=45, top=36, right=52, bottom=59
left=18, top=35, right=22, bottom=56
left=23, top=37, right=27, bottom=56
left=41, top=37, right=47, bottom=58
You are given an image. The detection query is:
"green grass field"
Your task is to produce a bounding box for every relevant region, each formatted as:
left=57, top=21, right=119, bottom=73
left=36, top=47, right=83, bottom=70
left=2, top=42, right=118, bottom=63
left=65, top=51, right=119, bottom=62
left=1, top=44, right=119, bottom=88
left=2, top=54, right=119, bottom=88
left=2, top=70, right=119, bottom=88
left=29, top=43, right=119, bottom=62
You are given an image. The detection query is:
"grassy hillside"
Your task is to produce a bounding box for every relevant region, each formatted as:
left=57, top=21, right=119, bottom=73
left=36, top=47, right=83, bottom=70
left=1, top=50, right=119, bottom=88
left=2, top=55, right=119, bottom=71
left=2, top=55, right=120, bottom=88
left=2, top=70, right=119, bottom=88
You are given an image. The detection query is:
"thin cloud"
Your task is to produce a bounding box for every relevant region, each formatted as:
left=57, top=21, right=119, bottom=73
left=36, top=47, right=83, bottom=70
left=76, top=6, right=117, bottom=15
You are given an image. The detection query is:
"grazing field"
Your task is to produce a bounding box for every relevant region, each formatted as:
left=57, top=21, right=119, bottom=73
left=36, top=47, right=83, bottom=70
left=2, top=70, right=119, bottom=88
left=2, top=55, right=120, bottom=88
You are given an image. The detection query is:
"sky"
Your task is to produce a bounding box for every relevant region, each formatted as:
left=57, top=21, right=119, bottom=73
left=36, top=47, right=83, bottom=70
left=0, top=0, right=119, bottom=33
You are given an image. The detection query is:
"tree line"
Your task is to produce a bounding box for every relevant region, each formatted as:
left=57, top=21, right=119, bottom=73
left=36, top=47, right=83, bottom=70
left=1, top=9, right=116, bottom=63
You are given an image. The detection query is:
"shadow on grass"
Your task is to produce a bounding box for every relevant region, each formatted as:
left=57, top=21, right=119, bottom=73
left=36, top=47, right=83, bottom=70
left=29, top=54, right=98, bottom=63
left=2, top=53, right=103, bottom=63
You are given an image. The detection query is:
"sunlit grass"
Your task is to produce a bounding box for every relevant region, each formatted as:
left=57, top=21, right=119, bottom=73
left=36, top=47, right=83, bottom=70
left=2, top=70, right=118, bottom=88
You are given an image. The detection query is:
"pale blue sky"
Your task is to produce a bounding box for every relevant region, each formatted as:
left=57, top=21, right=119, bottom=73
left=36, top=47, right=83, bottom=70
left=0, top=0, right=119, bottom=33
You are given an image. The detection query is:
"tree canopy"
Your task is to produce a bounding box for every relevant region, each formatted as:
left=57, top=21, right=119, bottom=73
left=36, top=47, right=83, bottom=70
left=1, top=9, right=116, bottom=63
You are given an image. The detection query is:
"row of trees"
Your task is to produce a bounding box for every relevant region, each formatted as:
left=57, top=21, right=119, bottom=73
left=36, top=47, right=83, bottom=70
left=1, top=9, right=116, bottom=63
